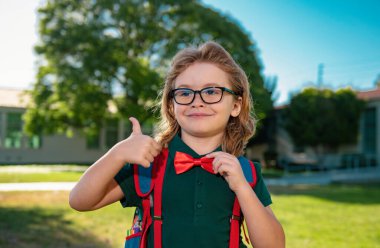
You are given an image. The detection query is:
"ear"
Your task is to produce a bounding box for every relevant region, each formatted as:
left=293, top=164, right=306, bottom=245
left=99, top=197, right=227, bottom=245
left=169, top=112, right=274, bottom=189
left=231, top=96, right=242, bottom=117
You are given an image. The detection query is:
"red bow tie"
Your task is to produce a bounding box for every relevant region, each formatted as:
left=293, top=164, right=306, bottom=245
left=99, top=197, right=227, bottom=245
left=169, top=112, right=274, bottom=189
left=174, top=151, right=215, bottom=174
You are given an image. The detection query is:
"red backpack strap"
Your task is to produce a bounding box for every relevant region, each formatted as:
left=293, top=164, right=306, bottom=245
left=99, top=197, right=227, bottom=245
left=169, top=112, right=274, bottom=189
left=229, top=197, right=242, bottom=248
left=132, top=160, right=154, bottom=248
left=229, top=158, right=258, bottom=248
left=132, top=149, right=169, bottom=248
left=139, top=197, right=152, bottom=248
left=153, top=148, right=169, bottom=248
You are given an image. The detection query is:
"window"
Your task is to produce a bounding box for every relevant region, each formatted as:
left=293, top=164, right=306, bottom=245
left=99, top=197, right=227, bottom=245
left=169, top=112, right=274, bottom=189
left=363, top=107, right=377, bottom=154
left=28, top=135, right=42, bottom=149
left=5, top=112, right=23, bottom=148
left=2, top=112, right=41, bottom=149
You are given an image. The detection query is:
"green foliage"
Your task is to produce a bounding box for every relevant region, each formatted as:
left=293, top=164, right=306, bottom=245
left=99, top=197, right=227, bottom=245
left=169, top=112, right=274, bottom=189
left=24, top=0, right=272, bottom=136
left=285, top=87, right=365, bottom=148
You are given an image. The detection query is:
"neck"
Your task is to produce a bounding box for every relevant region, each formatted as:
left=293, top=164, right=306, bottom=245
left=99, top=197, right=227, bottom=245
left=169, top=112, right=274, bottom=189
left=180, top=132, right=223, bottom=155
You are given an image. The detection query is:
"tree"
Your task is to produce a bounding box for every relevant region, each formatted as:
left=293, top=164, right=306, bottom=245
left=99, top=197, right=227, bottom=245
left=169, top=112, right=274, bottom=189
left=285, top=87, right=365, bottom=153
left=24, top=0, right=272, bottom=137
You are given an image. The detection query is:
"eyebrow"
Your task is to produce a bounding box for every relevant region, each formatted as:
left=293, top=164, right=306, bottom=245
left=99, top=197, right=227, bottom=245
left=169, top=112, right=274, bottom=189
left=175, top=82, right=227, bottom=88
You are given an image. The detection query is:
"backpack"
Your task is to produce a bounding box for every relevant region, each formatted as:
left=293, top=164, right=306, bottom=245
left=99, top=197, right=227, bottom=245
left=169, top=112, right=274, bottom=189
left=124, top=148, right=258, bottom=248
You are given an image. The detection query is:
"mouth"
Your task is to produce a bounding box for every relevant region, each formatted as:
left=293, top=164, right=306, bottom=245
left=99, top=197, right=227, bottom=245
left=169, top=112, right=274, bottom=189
left=187, top=113, right=212, bottom=117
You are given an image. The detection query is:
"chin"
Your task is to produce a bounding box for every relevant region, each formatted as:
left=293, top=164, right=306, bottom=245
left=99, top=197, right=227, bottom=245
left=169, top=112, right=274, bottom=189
left=182, top=128, right=224, bottom=138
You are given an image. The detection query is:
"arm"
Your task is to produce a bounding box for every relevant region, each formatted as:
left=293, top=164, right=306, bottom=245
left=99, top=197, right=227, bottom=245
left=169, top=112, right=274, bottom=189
left=69, top=117, right=162, bottom=211
left=235, top=183, right=285, bottom=248
left=207, top=152, right=285, bottom=248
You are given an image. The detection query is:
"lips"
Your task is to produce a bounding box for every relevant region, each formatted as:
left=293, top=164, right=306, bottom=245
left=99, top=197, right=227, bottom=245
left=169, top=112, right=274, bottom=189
left=187, top=112, right=212, bottom=117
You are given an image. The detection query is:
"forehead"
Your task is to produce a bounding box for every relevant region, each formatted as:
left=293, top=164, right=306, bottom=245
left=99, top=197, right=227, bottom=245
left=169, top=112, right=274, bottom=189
left=175, top=62, right=230, bottom=88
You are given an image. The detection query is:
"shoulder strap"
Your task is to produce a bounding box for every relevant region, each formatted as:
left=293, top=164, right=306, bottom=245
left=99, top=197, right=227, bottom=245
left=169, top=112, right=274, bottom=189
left=132, top=149, right=169, bottom=248
left=229, top=157, right=258, bottom=248
left=238, top=156, right=258, bottom=187
left=152, top=148, right=169, bottom=248
left=133, top=163, right=154, bottom=197
left=135, top=153, right=258, bottom=248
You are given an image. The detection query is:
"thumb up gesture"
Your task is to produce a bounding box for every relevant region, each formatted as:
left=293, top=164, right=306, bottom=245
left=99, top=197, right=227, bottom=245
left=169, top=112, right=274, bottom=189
left=111, top=117, right=162, bottom=167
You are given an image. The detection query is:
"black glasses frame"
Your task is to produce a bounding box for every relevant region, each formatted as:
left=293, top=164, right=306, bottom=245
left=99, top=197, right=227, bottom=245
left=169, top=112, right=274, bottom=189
left=170, top=86, right=239, bottom=105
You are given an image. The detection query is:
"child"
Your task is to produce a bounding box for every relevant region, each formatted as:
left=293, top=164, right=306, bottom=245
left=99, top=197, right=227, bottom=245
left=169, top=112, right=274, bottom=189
left=69, top=41, right=285, bottom=248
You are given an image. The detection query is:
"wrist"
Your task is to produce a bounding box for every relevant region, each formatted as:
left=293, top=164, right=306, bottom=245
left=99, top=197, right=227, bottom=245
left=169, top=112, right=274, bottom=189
left=233, top=180, right=252, bottom=195
left=108, top=142, right=127, bottom=165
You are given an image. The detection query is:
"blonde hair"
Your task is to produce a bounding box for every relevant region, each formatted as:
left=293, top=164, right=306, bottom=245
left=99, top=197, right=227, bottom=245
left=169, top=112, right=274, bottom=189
left=156, top=41, right=255, bottom=156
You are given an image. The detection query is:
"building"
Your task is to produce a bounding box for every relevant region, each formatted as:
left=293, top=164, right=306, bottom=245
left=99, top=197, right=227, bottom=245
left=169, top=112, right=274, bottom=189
left=0, top=87, right=128, bottom=164
left=266, top=87, right=380, bottom=170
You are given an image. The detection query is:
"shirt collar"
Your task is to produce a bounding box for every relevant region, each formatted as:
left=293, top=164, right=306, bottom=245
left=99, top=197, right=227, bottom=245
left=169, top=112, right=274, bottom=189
left=168, top=133, right=222, bottom=158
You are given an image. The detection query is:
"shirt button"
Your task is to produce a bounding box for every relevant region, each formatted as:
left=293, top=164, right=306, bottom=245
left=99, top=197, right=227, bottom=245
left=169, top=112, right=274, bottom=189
left=197, top=180, right=203, bottom=186
left=196, top=203, right=203, bottom=209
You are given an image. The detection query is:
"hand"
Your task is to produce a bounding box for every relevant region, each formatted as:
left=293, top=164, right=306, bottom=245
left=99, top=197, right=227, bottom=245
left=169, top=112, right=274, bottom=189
left=206, top=152, right=249, bottom=192
left=110, top=117, right=162, bottom=167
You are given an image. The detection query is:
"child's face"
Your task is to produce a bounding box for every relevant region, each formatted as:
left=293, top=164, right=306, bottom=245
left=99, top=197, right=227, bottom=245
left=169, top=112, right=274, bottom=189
left=173, top=62, right=242, bottom=140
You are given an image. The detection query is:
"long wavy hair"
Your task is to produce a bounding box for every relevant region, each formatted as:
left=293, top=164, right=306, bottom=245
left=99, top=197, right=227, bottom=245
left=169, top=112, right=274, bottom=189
left=155, top=41, right=255, bottom=156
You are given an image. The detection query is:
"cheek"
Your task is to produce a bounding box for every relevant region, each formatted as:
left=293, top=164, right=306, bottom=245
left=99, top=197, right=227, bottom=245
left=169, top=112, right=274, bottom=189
left=172, top=104, right=184, bottom=118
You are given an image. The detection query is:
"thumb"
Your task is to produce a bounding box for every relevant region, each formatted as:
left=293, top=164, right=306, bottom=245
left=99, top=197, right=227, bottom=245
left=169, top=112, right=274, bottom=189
left=129, top=117, right=142, bottom=134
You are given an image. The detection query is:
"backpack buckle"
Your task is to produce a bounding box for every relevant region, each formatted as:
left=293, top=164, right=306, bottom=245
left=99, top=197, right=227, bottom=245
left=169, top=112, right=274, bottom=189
left=153, top=215, right=162, bottom=221
left=230, top=214, right=241, bottom=222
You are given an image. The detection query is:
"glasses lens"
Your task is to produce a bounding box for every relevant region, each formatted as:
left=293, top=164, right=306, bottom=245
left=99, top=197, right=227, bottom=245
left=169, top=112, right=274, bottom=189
left=201, top=87, right=223, bottom=103
left=173, top=89, right=194, bottom=104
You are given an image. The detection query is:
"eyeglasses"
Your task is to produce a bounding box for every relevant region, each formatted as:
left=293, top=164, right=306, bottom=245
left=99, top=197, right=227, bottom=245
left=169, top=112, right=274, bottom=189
left=171, top=86, right=239, bottom=105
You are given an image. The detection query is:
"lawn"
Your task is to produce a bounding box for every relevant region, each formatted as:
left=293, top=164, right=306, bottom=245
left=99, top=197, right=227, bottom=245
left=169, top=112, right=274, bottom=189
left=270, top=184, right=380, bottom=247
left=0, top=165, right=85, bottom=183
left=0, top=184, right=379, bottom=247
left=0, top=165, right=281, bottom=183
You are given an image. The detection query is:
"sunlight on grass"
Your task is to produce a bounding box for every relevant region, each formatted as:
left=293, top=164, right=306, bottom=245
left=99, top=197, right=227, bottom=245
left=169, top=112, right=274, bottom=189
left=0, top=172, right=82, bottom=183
left=0, top=191, right=132, bottom=248
left=270, top=184, right=380, bottom=248
left=0, top=184, right=379, bottom=247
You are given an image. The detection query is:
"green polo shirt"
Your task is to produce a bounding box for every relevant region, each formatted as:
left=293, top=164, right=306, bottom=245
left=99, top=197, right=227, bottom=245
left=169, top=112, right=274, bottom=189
left=115, top=134, right=272, bottom=248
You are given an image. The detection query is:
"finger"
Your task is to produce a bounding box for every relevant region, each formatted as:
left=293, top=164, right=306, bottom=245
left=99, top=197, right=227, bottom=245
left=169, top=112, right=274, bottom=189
left=213, top=158, right=224, bottom=173
left=145, top=153, right=154, bottom=163
left=147, top=141, right=161, bottom=157
left=151, top=140, right=162, bottom=152
left=216, top=164, right=229, bottom=177
left=129, top=117, right=142, bottom=134
left=150, top=147, right=161, bottom=157
left=206, top=151, right=222, bottom=158
left=140, top=160, right=151, bottom=168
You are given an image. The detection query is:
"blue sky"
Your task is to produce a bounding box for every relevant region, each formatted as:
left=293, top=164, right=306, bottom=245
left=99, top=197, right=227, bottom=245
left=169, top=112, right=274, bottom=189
left=0, top=0, right=379, bottom=105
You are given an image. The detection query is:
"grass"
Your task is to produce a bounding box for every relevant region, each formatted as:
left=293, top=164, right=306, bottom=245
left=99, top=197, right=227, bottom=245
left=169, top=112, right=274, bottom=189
left=0, top=165, right=285, bottom=183
left=270, top=184, right=380, bottom=248
left=0, top=172, right=83, bottom=183
left=0, top=191, right=131, bottom=248
left=1, top=184, right=380, bottom=247
left=0, top=165, right=85, bottom=183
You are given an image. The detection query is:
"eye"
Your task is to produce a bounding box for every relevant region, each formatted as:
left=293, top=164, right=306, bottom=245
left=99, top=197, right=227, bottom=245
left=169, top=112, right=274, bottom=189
left=203, top=88, right=221, bottom=95
left=175, top=89, right=192, bottom=97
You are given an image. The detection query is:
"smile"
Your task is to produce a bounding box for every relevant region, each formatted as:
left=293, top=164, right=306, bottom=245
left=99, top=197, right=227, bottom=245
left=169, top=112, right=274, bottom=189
left=187, top=113, right=212, bottom=117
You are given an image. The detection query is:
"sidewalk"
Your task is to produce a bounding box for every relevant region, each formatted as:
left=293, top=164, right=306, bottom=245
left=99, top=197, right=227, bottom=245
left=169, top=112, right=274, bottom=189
left=266, top=166, right=380, bottom=186
left=0, top=182, right=76, bottom=191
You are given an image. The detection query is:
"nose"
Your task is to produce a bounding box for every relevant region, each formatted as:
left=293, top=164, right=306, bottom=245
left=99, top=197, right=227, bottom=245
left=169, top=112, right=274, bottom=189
left=191, top=92, right=204, bottom=107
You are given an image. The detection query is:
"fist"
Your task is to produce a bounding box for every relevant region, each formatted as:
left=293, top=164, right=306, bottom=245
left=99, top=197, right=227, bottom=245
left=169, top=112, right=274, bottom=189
left=111, top=117, right=162, bottom=167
